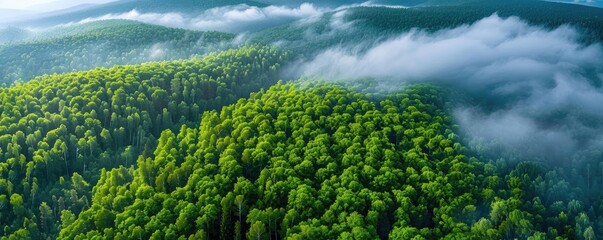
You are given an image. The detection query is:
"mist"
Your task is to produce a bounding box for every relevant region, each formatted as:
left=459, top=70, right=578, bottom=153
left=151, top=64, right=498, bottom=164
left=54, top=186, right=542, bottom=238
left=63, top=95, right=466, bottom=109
left=293, top=14, right=603, bottom=162
left=74, top=3, right=324, bottom=33
left=67, top=1, right=409, bottom=33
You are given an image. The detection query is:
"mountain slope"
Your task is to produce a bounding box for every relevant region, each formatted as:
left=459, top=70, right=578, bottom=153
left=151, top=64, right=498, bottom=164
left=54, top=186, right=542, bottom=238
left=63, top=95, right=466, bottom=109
left=0, top=20, right=236, bottom=85
left=58, top=82, right=603, bottom=239
left=59, top=83, right=484, bottom=239
left=251, top=0, right=603, bottom=56
left=0, top=46, right=287, bottom=239
left=0, top=27, right=32, bottom=44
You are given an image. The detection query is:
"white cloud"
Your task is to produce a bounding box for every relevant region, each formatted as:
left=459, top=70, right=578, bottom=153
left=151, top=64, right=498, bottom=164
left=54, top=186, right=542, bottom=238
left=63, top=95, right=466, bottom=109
left=69, top=1, right=411, bottom=32
left=148, top=43, right=165, bottom=59
left=294, top=14, right=603, bottom=160
left=335, top=1, right=408, bottom=10
left=329, top=10, right=354, bottom=30
left=75, top=3, right=325, bottom=32
left=78, top=10, right=187, bottom=26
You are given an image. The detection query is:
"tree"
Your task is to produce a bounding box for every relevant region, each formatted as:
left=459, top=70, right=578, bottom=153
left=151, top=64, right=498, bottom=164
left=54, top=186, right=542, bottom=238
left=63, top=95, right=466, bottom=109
left=247, top=221, right=266, bottom=240
left=39, top=202, right=53, bottom=236
left=584, top=226, right=596, bottom=240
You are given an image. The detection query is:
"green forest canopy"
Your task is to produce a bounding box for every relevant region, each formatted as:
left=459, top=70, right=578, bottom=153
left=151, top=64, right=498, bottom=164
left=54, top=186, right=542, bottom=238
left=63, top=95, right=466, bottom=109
left=0, top=0, right=603, bottom=239
left=57, top=83, right=603, bottom=239
left=0, top=46, right=287, bottom=239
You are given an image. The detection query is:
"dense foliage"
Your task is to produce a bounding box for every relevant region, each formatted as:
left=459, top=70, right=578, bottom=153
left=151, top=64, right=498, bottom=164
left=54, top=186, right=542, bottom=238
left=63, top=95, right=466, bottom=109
left=251, top=0, right=603, bottom=55
left=55, top=83, right=602, bottom=239
left=2, top=1, right=603, bottom=239
left=0, top=46, right=286, bottom=239
left=350, top=0, right=603, bottom=41
left=0, top=20, right=235, bottom=85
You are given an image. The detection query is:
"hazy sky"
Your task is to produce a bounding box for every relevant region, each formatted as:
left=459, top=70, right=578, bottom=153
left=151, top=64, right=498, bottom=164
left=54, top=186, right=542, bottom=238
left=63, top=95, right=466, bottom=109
left=0, top=0, right=118, bottom=11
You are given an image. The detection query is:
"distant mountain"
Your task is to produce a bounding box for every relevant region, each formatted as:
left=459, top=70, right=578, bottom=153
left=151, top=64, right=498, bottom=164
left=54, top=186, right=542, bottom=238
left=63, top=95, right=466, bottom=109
left=548, top=0, right=603, bottom=8
left=0, top=26, right=32, bottom=44
left=251, top=0, right=366, bottom=7
left=251, top=0, right=603, bottom=56
left=26, top=1, right=112, bottom=12
left=0, top=8, right=39, bottom=23
left=15, top=0, right=267, bottom=27
left=250, top=0, right=464, bottom=7
left=36, top=3, right=101, bottom=16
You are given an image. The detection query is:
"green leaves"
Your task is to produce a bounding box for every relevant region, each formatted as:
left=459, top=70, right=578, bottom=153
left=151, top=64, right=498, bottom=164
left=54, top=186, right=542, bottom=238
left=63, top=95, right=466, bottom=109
left=0, top=46, right=287, bottom=239
left=57, top=83, right=506, bottom=239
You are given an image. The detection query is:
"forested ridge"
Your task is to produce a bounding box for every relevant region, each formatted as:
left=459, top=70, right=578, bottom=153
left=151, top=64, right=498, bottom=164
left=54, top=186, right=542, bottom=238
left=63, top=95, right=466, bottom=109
left=349, top=0, right=603, bottom=40
left=51, top=83, right=602, bottom=239
left=2, top=0, right=603, bottom=239
left=0, top=20, right=235, bottom=86
left=0, top=46, right=287, bottom=239
left=251, top=0, right=603, bottom=56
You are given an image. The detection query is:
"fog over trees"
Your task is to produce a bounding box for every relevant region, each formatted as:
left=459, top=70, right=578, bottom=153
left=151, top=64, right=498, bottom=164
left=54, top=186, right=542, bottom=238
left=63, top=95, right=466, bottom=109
left=1, top=0, right=603, bottom=239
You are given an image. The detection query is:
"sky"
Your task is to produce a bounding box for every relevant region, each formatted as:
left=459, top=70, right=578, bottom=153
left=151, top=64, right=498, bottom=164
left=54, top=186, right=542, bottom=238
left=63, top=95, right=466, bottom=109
left=0, top=0, right=118, bottom=11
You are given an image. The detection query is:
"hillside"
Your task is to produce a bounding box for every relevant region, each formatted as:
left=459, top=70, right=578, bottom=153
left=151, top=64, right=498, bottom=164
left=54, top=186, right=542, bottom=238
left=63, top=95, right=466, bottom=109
left=55, top=83, right=603, bottom=239
left=0, top=27, right=32, bottom=44
left=549, top=0, right=603, bottom=8
left=59, top=83, right=480, bottom=239
left=1, top=0, right=603, bottom=239
left=251, top=0, right=603, bottom=56
left=0, top=46, right=287, bottom=239
left=0, top=20, right=236, bottom=86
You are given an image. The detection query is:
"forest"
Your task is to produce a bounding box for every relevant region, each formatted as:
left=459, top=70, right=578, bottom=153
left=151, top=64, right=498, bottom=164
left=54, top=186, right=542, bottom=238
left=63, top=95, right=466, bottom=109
left=250, top=0, right=603, bottom=56
left=1, top=0, right=603, bottom=239
left=0, top=46, right=286, bottom=239
left=48, top=82, right=600, bottom=239
left=0, top=20, right=235, bottom=86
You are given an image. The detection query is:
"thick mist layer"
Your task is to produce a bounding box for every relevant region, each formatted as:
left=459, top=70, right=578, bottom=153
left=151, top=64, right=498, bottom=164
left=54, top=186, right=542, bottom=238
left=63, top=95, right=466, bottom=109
left=295, top=14, right=603, bottom=162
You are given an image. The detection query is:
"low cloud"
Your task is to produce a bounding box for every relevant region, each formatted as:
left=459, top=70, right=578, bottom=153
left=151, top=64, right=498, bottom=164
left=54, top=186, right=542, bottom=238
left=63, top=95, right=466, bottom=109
left=148, top=43, right=166, bottom=59
left=68, top=1, right=410, bottom=33
left=294, top=14, right=603, bottom=161
left=76, top=3, right=324, bottom=32
left=334, top=1, right=408, bottom=10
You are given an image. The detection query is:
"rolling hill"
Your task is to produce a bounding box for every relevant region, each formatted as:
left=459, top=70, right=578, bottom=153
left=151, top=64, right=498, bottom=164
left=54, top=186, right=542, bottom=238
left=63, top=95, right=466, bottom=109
left=0, top=46, right=287, bottom=239
left=1, top=0, right=603, bottom=239
left=251, top=0, right=603, bottom=56
left=0, top=20, right=236, bottom=86
left=0, top=27, right=32, bottom=44
left=56, top=82, right=603, bottom=239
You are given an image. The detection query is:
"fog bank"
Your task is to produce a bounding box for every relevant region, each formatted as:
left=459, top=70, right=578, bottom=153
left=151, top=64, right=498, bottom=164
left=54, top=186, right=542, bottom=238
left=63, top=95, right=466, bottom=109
left=294, top=14, right=603, bottom=161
